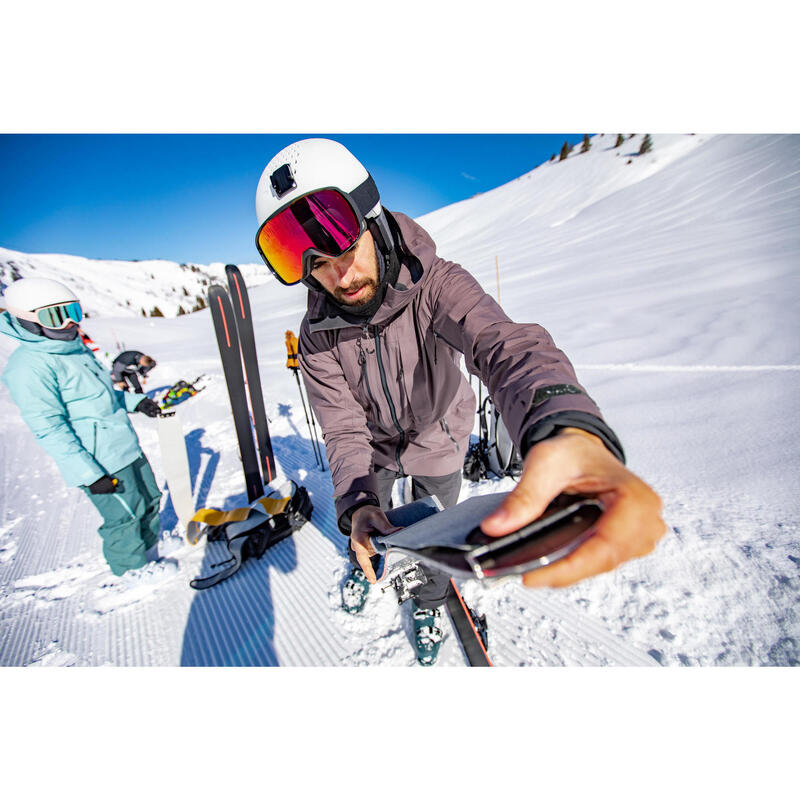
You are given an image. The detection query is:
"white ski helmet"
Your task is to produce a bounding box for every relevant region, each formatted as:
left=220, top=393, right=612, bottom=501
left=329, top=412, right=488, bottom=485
left=254, top=138, right=395, bottom=286
left=3, top=277, right=82, bottom=328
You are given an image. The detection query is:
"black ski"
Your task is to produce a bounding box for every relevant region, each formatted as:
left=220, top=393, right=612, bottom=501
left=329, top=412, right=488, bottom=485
left=225, top=264, right=277, bottom=485
left=444, top=579, right=493, bottom=666
left=208, top=284, right=263, bottom=503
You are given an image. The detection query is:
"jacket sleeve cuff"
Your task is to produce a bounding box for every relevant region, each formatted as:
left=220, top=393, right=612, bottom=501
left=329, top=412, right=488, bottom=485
left=123, top=391, right=144, bottom=413
left=521, top=410, right=626, bottom=464
left=76, top=459, right=107, bottom=488
left=336, top=496, right=381, bottom=535
left=334, top=471, right=383, bottom=534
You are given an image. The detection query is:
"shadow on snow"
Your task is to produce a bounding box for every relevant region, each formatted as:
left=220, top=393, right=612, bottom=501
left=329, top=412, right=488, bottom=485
left=177, top=425, right=344, bottom=666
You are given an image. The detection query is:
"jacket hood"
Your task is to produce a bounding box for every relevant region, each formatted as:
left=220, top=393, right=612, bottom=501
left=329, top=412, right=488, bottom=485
left=0, top=311, right=86, bottom=355
left=306, top=211, right=438, bottom=331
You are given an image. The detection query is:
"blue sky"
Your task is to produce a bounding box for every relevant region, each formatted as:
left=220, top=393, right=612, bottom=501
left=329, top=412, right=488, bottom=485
left=0, top=134, right=585, bottom=264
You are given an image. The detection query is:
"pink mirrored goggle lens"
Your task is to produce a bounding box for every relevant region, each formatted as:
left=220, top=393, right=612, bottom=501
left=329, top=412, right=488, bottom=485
left=256, top=189, right=362, bottom=285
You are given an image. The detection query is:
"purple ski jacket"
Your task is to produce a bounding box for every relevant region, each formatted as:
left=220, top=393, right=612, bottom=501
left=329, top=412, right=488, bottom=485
left=298, top=212, right=619, bottom=531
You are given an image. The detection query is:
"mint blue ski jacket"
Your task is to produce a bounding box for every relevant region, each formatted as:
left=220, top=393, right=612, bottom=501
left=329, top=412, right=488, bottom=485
left=0, top=312, right=145, bottom=487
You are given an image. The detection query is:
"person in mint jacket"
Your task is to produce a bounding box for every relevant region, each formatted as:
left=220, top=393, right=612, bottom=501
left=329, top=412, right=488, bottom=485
left=1, top=278, right=165, bottom=577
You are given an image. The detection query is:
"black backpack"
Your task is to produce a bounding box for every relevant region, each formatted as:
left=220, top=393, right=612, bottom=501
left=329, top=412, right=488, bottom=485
left=463, top=391, right=523, bottom=482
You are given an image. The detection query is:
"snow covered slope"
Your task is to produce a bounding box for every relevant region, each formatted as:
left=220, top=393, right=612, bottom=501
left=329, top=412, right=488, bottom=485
left=1, top=133, right=798, bottom=667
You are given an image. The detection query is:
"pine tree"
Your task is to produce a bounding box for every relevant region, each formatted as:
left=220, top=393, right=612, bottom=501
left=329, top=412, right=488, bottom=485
left=580, top=134, right=591, bottom=153
left=150, top=306, right=164, bottom=317
left=177, top=306, right=186, bottom=316
left=550, top=153, right=556, bottom=162
left=614, top=133, right=625, bottom=148
left=559, top=141, right=570, bottom=161
left=639, top=134, right=653, bottom=155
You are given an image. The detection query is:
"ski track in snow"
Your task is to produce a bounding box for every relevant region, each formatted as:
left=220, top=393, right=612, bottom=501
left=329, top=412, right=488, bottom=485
left=2, top=134, right=799, bottom=667
left=577, top=363, right=800, bottom=372
left=0, top=401, right=667, bottom=667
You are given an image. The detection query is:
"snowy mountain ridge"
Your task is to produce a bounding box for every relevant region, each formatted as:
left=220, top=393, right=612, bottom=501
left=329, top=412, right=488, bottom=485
left=0, top=247, right=272, bottom=319
left=418, top=133, right=711, bottom=254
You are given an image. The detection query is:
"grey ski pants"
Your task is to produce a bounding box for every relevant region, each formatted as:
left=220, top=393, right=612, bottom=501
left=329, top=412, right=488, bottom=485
left=349, top=467, right=462, bottom=609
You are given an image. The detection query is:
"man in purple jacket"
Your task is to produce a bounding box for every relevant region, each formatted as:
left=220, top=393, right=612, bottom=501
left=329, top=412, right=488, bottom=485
left=254, top=139, right=665, bottom=631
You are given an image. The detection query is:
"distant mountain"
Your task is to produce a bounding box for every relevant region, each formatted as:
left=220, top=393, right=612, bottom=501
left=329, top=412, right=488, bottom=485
left=0, top=248, right=272, bottom=319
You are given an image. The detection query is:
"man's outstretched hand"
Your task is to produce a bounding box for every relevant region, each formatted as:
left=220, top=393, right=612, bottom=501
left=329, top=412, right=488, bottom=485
left=349, top=505, right=401, bottom=583
left=480, top=428, right=666, bottom=588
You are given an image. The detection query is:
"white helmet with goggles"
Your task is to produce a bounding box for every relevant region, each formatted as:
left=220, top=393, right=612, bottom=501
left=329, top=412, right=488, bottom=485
left=3, top=277, right=83, bottom=329
left=255, top=138, right=395, bottom=287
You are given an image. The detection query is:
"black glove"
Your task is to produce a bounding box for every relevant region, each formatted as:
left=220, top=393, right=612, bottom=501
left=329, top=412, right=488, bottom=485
left=135, top=397, right=161, bottom=417
left=87, top=475, right=119, bottom=495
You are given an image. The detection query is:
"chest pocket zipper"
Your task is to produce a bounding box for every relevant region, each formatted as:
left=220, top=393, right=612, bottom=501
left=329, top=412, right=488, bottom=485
left=441, top=417, right=458, bottom=446
left=357, top=341, right=381, bottom=420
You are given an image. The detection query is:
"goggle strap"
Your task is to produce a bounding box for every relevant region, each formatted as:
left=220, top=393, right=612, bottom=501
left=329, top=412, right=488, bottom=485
left=348, top=174, right=380, bottom=218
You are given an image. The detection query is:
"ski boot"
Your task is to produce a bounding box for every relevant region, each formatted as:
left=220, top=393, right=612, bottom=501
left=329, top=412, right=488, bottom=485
left=412, top=602, right=443, bottom=666
left=342, top=567, right=371, bottom=614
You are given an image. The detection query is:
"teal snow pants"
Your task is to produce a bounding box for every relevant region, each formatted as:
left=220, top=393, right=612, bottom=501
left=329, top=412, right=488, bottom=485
left=81, top=454, right=163, bottom=576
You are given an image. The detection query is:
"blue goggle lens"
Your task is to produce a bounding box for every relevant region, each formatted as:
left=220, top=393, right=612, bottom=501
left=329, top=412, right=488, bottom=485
left=36, top=301, right=83, bottom=329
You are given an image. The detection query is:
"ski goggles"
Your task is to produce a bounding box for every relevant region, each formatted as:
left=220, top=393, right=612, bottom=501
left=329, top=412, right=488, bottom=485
left=36, top=301, right=83, bottom=329
left=255, top=188, right=366, bottom=286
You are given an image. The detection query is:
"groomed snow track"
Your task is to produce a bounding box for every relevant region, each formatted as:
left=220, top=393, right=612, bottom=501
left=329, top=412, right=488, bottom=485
left=0, top=416, right=658, bottom=667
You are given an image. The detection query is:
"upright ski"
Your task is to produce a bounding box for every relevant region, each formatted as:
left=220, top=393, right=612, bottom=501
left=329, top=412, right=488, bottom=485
left=444, top=580, right=493, bottom=666
left=208, top=284, right=263, bottom=502
left=225, top=264, right=276, bottom=484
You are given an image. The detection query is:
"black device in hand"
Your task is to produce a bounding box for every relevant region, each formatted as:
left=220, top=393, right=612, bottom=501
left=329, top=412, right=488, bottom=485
left=135, top=396, right=161, bottom=417
left=372, top=493, right=603, bottom=580
left=88, top=475, right=119, bottom=495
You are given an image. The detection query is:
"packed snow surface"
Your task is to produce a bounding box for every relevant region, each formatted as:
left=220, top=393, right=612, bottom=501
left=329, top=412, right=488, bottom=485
left=1, top=133, right=798, bottom=667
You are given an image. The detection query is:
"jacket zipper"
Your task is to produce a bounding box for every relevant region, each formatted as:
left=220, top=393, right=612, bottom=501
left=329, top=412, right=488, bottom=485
left=433, top=328, right=460, bottom=353
left=368, top=323, right=406, bottom=474
left=358, top=338, right=381, bottom=421
left=441, top=417, right=458, bottom=445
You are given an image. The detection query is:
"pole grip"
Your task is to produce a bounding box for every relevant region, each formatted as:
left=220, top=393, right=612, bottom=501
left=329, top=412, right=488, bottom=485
left=285, top=330, right=300, bottom=370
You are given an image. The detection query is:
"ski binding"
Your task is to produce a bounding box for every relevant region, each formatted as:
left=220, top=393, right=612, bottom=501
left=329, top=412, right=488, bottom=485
left=381, top=558, right=428, bottom=604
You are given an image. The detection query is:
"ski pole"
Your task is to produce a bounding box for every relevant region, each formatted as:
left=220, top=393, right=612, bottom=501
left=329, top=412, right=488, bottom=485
left=289, top=336, right=325, bottom=470
left=294, top=369, right=324, bottom=470
left=477, top=380, right=483, bottom=443
left=285, top=331, right=326, bottom=471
